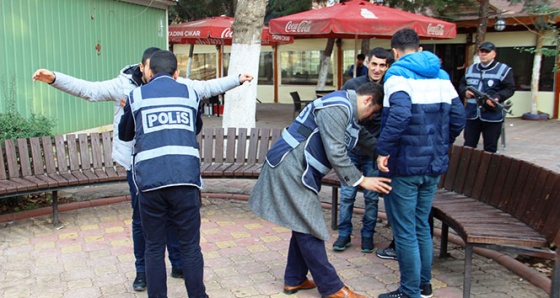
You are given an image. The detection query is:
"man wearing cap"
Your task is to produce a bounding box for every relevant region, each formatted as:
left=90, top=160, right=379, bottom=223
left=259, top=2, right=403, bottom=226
left=459, top=41, right=516, bottom=153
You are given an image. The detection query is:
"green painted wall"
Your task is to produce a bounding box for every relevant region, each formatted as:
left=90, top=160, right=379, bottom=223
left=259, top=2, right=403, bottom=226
left=1, top=0, right=168, bottom=134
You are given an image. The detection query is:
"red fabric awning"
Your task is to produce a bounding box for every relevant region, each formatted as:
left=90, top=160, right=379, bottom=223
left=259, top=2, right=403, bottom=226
left=169, top=15, right=293, bottom=45
left=268, top=0, right=456, bottom=39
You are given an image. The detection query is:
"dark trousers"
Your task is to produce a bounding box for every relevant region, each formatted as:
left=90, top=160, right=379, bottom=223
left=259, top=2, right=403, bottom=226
left=139, top=186, right=206, bottom=298
left=284, top=231, right=344, bottom=296
left=127, top=171, right=182, bottom=274
left=463, top=118, right=502, bottom=153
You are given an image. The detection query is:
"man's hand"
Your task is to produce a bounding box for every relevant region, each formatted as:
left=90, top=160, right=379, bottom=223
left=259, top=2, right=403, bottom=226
left=239, top=73, right=254, bottom=84
left=32, top=69, right=56, bottom=84
left=465, top=90, right=474, bottom=99
left=377, top=155, right=390, bottom=173
left=486, top=98, right=498, bottom=108
left=360, top=177, right=392, bottom=194
left=120, top=98, right=127, bottom=108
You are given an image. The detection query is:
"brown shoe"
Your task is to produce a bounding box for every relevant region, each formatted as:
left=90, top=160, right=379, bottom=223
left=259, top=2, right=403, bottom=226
left=283, top=279, right=317, bottom=294
left=325, top=285, right=366, bottom=298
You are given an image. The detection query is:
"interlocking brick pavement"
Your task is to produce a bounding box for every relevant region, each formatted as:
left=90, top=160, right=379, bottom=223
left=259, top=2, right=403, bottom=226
left=0, top=195, right=548, bottom=297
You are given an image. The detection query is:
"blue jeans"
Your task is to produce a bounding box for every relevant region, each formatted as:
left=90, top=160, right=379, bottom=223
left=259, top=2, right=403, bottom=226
left=128, top=171, right=182, bottom=273
left=338, top=152, right=379, bottom=238
left=384, top=175, right=440, bottom=298
left=139, top=186, right=206, bottom=298
left=285, top=231, right=344, bottom=296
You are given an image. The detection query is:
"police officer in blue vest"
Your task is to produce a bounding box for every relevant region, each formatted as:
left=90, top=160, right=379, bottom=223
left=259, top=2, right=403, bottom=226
left=119, top=50, right=207, bottom=298
left=459, top=41, right=516, bottom=153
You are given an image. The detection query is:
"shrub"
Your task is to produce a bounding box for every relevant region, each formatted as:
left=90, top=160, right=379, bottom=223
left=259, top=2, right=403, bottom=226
left=1, top=76, right=55, bottom=141
left=0, top=112, right=55, bottom=141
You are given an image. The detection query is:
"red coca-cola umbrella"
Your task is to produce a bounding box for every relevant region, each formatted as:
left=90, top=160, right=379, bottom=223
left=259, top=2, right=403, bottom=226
left=268, top=0, right=456, bottom=39
left=269, top=0, right=456, bottom=86
left=169, top=15, right=293, bottom=46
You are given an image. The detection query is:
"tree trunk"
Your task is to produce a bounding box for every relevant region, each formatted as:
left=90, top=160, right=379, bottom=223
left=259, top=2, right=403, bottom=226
left=317, top=38, right=335, bottom=91
left=222, top=0, right=266, bottom=129
left=361, top=39, right=370, bottom=57
left=473, top=0, right=489, bottom=60
left=530, top=31, right=544, bottom=115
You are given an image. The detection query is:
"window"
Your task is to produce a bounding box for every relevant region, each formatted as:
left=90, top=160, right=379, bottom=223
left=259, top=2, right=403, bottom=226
left=223, top=51, right=274, bottom=85
left=280, top=50, right=333, bottom=85
left=342, top=50, right=359, bottom=84
left=176, top=53, right=217, bottom=80
left=496, top=47, right=555, bottom=92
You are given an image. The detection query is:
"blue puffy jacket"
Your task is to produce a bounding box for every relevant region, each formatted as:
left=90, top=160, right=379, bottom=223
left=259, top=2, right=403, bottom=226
left=377, top=51, right=466, bottom=177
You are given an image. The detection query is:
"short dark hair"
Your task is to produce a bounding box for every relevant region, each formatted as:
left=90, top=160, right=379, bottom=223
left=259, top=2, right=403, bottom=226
left=367, top=47, right=391, bottom=63
left=391, top=28, right=420, bottom=52
left=149, top=50, right=177, bottom=76
left=357, top=53, right=366, bottom=60
left=142, top=47, right=161, bottom=65
left=356, top=81, right=383, bottom=106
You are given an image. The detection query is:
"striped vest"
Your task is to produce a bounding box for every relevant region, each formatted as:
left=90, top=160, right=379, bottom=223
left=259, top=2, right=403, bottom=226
left=266, top=90, right=360, bottom=193
left=129, top=75, right=202, bottom=192
left=464, top=61, right=511, bottom=122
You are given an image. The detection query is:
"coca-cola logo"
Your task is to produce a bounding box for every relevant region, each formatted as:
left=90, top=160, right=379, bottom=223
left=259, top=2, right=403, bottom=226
left=221, top=28, right=234, bottom=39
left=284, top=20, right=312, bottom=33
left=427, top=23, right=445, bottom=36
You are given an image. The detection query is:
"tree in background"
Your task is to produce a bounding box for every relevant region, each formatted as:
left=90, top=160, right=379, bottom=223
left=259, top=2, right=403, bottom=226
left=516, top=2, right=558, bottom=117
left=170, top=0, right=316, bottom=24
left=222, top=0, right=267, bottom=128
left=384, top=0, right=473, bottom=15
left=169, top=0, right=237, bottom=24
left=265, top=0, right=313, bottom=23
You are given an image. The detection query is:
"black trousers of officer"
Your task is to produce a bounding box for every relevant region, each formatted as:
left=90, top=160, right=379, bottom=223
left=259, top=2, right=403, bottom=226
left=463, top=118, right=502, bottom=153
left=139, top=186, right=206, bottom=298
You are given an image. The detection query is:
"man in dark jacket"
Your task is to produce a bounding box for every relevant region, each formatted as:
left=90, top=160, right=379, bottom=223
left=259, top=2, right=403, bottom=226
left=459, top=41, right=515, bottom=153
left=333, top=47, right=393, bottom=253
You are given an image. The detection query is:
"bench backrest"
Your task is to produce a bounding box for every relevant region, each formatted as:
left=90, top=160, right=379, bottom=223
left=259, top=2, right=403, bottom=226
left=197, top=127, right=281, bottom=166
left=1, top=132, right=120, bottom=183
left=438, top=145, right=560, bottom=247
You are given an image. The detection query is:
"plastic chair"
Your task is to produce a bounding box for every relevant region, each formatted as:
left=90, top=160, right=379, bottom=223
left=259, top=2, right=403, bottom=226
left=290, top=92, right=313, bottom=119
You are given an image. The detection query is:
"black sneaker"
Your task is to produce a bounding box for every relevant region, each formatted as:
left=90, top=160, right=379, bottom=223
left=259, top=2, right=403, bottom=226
left=332, top=236, right=351, bottom=251
left=376, top=247, right=397, bottom=260
left=133, top=272, right=147, bottom=291
left=361, top=237, right=374, bottom=253
left=378, top=288, right=410, bottom=298
left=171, top=267, right=184, bottom=279
left=420, top=284, right=433, bottom=298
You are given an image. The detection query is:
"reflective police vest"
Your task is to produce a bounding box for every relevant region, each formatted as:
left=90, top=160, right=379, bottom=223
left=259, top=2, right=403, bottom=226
left=266, top=90, right=360, bottom=194
left=129, top=75, right=202, bottom=192
left=464, top=61, right=511, bottom=122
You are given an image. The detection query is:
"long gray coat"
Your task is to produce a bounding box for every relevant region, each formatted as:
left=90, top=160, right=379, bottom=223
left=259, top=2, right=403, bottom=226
left=249, top=96, right=377, bottom=240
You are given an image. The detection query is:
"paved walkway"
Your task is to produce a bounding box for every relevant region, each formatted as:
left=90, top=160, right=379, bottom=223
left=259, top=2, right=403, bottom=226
left=1, top=103, right=559, bottom=298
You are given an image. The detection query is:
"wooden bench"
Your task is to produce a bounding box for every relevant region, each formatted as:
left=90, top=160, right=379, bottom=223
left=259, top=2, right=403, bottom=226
left=197, top=127, right=281, bottom=178
left=323, top=145, right=560, bottom=297
left=432, top=145, right=560, bottom=298
left=0, top=127, right=284, bottom=225
left=0, top=132, right=128, bottom=225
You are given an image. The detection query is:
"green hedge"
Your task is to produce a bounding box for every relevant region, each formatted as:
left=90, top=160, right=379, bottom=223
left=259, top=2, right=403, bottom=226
left=0, top=112, right=55, bottom=142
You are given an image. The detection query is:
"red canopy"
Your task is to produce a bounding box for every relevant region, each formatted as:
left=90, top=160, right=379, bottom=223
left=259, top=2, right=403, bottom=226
left=268, top=0, right=456, bottom=39
left=169, top=15, right=293, bottom=46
